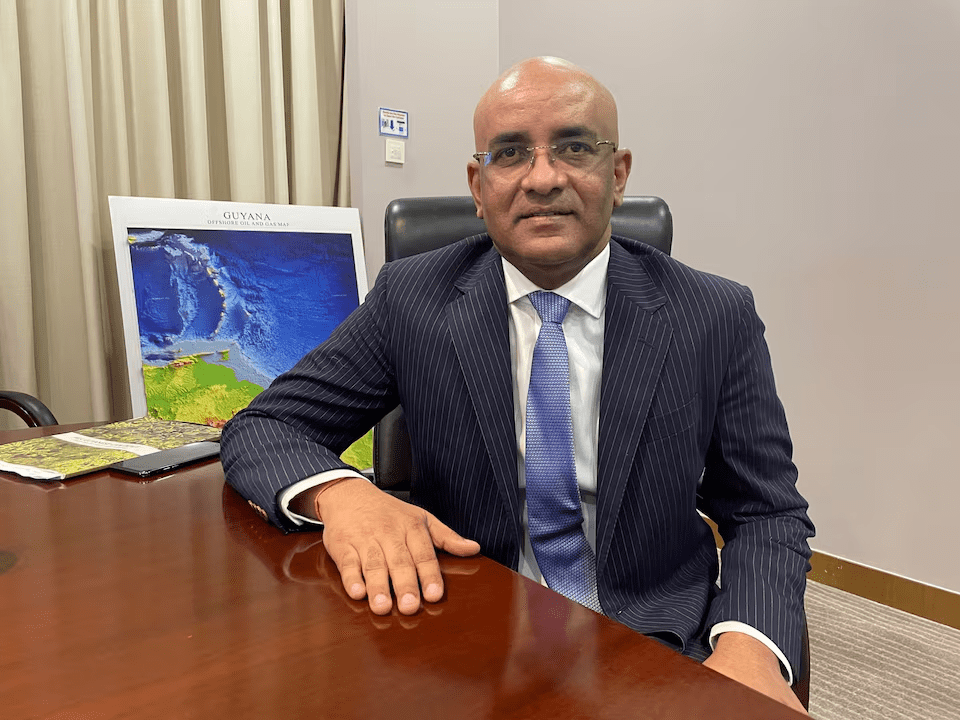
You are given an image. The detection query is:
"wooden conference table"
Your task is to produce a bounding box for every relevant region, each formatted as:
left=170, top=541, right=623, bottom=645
left=0, top=424, right=805, bottom=719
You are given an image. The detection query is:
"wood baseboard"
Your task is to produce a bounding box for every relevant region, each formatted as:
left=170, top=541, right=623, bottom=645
left=807, top=551, right=960, bottom=631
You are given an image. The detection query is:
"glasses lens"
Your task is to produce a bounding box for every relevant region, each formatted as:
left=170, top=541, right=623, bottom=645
left=487, top=144, right=530, bottom=169
left=553, top=139, right=603, bottom=169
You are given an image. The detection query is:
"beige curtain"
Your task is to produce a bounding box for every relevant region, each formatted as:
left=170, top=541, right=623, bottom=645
left=0, top=0, right=349, bottom=429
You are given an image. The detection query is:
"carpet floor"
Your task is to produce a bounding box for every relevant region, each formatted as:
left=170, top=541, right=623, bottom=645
left=806, top=581, right=960, bottom=719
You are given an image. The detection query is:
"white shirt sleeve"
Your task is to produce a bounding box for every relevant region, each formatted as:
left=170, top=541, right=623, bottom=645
left=277, top=469, right=369, bottom=526
left=709, top=621, right=794, bottom=685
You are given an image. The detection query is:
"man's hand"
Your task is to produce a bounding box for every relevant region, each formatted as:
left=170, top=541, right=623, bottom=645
left=703, top=632, right=808, bottom=715
left=310, top=477, right=481, bottom=616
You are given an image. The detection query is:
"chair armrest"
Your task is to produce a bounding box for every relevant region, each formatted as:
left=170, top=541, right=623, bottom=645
left=0, top=391, right=59, bottom=427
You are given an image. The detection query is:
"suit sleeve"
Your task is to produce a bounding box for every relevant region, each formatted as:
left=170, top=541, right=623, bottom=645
left=698, top=287, right=814, bottom=674
left=220, top=264, right=397, bottom=531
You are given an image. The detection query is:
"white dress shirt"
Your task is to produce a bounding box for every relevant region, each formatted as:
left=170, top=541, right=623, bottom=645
left=278, top=241, right=791, bottom=682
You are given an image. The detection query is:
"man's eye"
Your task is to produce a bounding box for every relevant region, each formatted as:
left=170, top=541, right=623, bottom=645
left=493, top=146, right=524, bottom=163
left=558, top=141, right=593, bottom=155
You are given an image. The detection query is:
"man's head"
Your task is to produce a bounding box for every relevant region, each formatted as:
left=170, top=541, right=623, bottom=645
left=468, top=57, right=632, bottom=289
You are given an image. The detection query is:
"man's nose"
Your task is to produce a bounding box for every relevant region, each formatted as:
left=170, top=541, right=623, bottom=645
left=520, top=147, right=567, bottom=194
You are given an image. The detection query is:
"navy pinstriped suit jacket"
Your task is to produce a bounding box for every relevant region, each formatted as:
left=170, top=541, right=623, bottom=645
left=221, top=234, right=814, bottom=671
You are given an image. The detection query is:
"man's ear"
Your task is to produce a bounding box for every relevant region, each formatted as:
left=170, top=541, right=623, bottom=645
left=467, top=162, right=484, bottom=218
left=612, top=149, right=633, bottom=207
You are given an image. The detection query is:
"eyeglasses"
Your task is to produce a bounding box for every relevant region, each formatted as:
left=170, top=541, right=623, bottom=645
left=473, top=139, right=616, bottom=175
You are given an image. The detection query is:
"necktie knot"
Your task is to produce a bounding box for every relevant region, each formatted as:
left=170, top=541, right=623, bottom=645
left=529, top=291, right=570, bottom=325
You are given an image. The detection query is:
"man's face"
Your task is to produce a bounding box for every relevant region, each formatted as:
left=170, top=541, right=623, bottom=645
left=468, top=63, right=631, bottom=289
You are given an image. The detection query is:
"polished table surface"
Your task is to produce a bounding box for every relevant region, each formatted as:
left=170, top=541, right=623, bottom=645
left=1, top=424, right=805, bottom=719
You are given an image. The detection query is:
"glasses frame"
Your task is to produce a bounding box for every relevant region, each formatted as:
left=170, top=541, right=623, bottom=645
left=472, top=139, right=617, bottom=172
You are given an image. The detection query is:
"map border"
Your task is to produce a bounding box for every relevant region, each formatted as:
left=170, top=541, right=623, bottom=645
left=108, top=196, right=367, bottom=419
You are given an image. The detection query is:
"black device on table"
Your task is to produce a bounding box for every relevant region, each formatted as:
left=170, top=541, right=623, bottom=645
left=110, top=441, right=221, bottom=477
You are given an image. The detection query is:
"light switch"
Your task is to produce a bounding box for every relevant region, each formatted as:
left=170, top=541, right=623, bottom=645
left=385, top=138, right=405, bottom=165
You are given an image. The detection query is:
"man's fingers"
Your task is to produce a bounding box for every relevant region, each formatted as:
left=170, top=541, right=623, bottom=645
left=409, top=512, right=481, bottom=602
left=324, top=539, right=373, bottom=604
left=426, top=514, right=482, bottom=557
left=359, top=543, right=396, bottom=615
left=405, top=527, right=445, bottom=603
left=324, top=532, right=393, bottom=614
left=380, top=535, right=425, bottom=615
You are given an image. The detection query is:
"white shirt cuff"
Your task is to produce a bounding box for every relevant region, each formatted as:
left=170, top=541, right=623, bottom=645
left=709, top=621, right=794, bottom=686
left=277, top=469, right=369, bottom=526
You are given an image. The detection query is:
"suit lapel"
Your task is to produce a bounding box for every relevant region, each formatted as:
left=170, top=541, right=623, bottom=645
left=596, top=241, right=673, bottom=574
left=447, top=245, right=522, bottom=547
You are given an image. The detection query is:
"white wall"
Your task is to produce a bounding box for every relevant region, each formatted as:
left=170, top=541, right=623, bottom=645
left=346, top=0, right=498, bottom=282
left=349, top=1, right=960, bottom=592
left=503, top=0, right=960, bottom=592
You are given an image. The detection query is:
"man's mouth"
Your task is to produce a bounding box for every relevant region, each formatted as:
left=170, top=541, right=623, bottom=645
left=517, top=210, right=574, bottom=221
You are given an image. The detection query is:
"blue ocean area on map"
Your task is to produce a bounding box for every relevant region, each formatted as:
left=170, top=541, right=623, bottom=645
left=129, top=228, right=360, bottom=386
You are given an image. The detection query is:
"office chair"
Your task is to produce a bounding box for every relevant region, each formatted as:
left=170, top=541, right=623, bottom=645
left=374, top=195, right=809, bottom=708
left=0, top=391, right=59, bottom=427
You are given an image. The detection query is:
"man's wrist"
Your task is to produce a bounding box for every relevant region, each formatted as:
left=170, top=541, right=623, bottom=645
left=288, top=484, right=325, bottom=521
left=709, top=622, right=793, bottom=685
left=280, top=470, right=369, bottom=524
left=310, top=475, right=365, bottom=521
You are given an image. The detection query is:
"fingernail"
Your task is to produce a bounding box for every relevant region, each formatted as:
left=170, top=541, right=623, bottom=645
left=400, top=593, right=417, bottom=608
left=373, top=593, right=389, bottom=608
left=425, top=583, right=440, bottom=599
left=349, top=583, right=364, bottom=598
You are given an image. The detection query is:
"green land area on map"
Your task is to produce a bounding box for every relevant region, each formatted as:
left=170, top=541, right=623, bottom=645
left=144, top=353, right=373, bottom=469
left=143, top=354, right=263, bottom=428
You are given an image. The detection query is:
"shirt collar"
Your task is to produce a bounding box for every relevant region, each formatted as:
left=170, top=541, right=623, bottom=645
left=501, top=242, right=609, bottom=320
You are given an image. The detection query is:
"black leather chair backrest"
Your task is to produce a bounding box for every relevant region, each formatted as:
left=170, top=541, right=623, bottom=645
left=384, top=195, right=672, bottom=262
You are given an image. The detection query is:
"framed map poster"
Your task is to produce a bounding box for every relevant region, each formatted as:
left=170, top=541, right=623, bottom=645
left=109, top=196, right=369, bottom=463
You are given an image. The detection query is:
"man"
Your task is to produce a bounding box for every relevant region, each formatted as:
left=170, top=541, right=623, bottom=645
left=221, top=57, right=813, bottom=713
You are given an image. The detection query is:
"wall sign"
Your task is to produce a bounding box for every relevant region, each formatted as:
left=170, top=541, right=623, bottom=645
left=379, top=107, right=408, bottom=137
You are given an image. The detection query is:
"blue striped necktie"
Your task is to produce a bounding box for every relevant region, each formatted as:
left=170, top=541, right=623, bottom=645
left=525, top=291, right=601, bottom=612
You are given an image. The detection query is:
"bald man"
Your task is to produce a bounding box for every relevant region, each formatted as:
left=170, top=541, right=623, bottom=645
left=222, top=57, right=813, bottom=713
